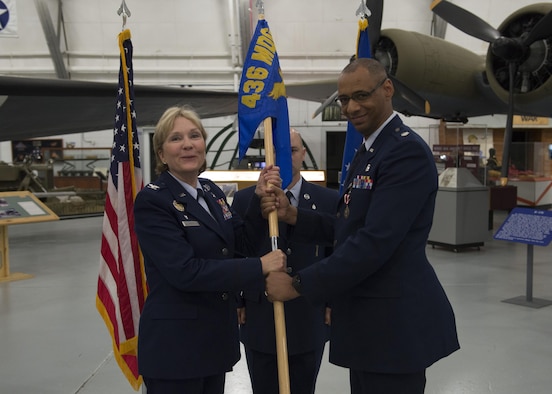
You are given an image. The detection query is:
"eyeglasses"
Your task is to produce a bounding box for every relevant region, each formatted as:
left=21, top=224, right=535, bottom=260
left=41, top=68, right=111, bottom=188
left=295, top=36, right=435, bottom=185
left=335, top=78, right=388, bottom=106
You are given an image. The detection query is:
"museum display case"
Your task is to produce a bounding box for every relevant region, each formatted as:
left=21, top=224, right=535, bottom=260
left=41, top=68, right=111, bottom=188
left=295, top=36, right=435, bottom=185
left=428, top=167, right=489, bottom=251
left=506, top=142, right=552, bottom=207
left=432, top=123, right=490, bottom=186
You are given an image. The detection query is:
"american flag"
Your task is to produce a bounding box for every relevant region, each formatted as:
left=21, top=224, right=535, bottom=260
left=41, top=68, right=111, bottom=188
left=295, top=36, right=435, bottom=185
left=96, top=29, right=146, bottom=391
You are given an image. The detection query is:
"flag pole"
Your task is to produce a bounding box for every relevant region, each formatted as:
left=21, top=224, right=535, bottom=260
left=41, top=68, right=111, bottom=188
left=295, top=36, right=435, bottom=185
left=237, top=4, right=291, bottom=389
left=263, top=117, right=291, bottom=394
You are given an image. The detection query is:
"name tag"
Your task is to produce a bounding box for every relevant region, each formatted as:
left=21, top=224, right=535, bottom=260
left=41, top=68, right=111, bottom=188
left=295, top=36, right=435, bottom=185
left=182, top=220, right=200, bottom=227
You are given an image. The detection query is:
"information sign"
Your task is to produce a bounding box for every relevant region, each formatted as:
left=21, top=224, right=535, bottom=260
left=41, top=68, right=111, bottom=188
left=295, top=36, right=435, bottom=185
left=494, top=208, right=552, bottom=246
left=494, top=207, right=552, bottom=308
left=0, top=191, right=59, bottom=282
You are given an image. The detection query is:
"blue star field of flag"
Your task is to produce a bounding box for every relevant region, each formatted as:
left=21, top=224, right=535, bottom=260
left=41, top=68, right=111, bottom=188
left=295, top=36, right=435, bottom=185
left=111, top=38, right=141, bottom=186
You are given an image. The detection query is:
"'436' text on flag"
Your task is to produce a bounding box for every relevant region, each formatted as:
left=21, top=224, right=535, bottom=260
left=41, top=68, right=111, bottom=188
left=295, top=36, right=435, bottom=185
left=238, top=18, right=292, bottom=188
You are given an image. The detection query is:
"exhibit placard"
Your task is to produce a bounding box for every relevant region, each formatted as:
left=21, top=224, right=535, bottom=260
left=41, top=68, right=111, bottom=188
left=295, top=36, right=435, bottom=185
left=0, top=191, right=59, bottom=282
left=0, top=191, right=59, bottom=224
left=494, top=208, right=552, bottom=246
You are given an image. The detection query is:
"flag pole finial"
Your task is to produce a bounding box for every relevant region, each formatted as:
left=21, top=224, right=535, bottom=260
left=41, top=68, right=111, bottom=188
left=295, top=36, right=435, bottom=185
left=117, top=0, right=131, bottom=30
left=355, top=0, right=371, bottom=18
left=256, top=0, right=264, bottom=16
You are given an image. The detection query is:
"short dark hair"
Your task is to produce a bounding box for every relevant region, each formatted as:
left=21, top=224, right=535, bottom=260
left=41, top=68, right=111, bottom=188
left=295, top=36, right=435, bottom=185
left=342, top=58, right=388, bottom=80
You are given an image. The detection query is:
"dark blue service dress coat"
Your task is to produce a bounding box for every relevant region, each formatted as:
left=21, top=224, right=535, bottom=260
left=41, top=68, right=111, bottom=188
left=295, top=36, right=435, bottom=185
left=294, top=115, right=460, bottom=373
left=134, top=171, right=267, bottom=380
left=232, top=181, right=338, bottom=355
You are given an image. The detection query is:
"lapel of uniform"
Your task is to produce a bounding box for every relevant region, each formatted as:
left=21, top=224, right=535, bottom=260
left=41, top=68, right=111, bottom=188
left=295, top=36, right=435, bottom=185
left=343, top=146, right=369, bottom=199
left=199, top=181, right=232, bottom=243
left=339, top=118, right=400, bottom=206
left=365, top=116, right=402, bottom=167
left=164, top=174, right=227, bottom=241
left=298, top=180, right=315, bottom=211
left=346, top=117, right=402, bottom=187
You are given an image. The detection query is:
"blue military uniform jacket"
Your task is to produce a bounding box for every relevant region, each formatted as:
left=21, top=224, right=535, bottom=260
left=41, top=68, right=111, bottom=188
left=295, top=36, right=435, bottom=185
left=134, top=171, right=267, bottom=380
left=294, top=115, right=460, bottom=373
left=232, top=180, right=338, bottom=355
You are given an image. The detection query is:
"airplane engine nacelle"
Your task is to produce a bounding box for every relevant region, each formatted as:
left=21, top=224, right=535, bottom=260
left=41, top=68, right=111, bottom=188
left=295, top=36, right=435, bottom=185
left=375, top=28, right=502, bottom=120
left=377, top=29, right=485, bottom=100
left=486, top=3, right=552, bottom=113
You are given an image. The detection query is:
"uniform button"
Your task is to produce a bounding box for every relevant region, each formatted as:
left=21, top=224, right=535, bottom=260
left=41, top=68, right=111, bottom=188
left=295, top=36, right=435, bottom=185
left=333, top=239, right=337, bottom=247
left=286, top=248, right=292, bottom=255
left=221, top=292, right=229, bottom=301
left=337, top=212, right=341, bottom=218
left=221, top=248, right=229, bottom=256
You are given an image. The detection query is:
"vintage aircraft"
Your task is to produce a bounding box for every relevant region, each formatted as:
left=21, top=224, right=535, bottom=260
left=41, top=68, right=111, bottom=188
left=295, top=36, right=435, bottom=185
left=289, top=1, right=552, bottom=124
left=429, top=0, right=552, bottom=179
left=1, top=1, right=551, bottom=143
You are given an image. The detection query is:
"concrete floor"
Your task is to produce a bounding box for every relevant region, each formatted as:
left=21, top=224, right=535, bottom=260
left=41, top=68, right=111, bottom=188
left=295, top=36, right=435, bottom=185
left=1, top=212, right=551, bottom=394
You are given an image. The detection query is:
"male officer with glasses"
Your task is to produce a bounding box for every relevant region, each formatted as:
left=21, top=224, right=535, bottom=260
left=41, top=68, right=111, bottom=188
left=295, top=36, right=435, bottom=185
left=264, top=58, right=460, bottom=394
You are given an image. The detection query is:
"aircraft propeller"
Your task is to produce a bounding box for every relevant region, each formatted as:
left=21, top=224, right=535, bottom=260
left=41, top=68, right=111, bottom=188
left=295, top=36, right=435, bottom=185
left=431, top=0, right=552, bottom=183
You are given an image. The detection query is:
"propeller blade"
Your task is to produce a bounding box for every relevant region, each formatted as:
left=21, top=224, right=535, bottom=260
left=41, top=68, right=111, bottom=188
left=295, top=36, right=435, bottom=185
left=390, top=75, right=431, bottom=115
left=523, top=10, right=552, bottom=46
left=430, top=0, right=500, bottom=43
left=366, top=0, right=383, bottom=54
left=312, top=91, right=338, bottom=119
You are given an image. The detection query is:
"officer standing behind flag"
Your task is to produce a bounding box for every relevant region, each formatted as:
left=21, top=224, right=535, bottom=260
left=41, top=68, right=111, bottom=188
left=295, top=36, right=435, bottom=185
left=263, top=58, right=460, bottom=394
left=232, top=128, right=338, bottom=394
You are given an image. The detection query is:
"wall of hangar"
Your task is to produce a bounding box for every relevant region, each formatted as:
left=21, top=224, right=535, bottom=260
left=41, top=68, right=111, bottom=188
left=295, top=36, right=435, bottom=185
left=1, top=0, right=541, bottom=85
left=0, top=0, right=549, bottom=171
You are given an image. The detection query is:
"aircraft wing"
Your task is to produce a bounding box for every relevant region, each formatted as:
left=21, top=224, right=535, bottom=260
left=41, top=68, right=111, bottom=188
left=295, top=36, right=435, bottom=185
left=0, top=75, right=238, bottom=142
left=286, top=80, right=339, bottom=104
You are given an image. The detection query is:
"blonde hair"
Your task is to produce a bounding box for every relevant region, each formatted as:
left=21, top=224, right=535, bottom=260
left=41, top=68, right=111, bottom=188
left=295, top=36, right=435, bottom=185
left=152, top=105, right=208, bottom=175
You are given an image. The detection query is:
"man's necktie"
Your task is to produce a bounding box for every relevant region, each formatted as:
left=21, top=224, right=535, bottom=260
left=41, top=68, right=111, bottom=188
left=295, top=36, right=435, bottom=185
left=351, top=143, right=367, bottom=166
left=286, top=190, right=293, bottom=204
left=345, top=143, right=367, bottom=186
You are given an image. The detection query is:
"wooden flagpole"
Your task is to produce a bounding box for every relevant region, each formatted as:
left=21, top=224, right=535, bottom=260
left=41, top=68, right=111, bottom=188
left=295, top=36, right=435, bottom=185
left=263, top=117, right=291, bottom=394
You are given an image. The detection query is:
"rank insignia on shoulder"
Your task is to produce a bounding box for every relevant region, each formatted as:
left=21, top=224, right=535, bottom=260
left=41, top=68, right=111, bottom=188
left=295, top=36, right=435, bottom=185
left=147, top=184, right=160, bottom=190
left=173, top=200, right=185, bottom=212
